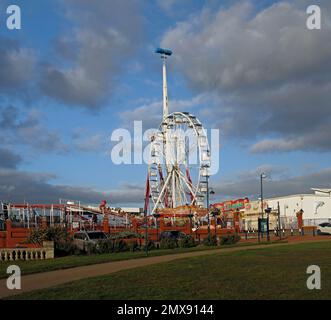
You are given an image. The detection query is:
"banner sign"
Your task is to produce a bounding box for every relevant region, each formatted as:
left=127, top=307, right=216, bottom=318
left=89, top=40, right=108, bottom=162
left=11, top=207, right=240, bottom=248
left=212, top=198, right=249, bottom=213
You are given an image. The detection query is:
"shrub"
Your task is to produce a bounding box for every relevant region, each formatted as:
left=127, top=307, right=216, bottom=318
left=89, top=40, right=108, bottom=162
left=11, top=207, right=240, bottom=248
left=143, top=240, right=156, bottom=251
left=202, top=235, right=218, bottom=246
left=113, top=239, right=128, bottom=253
left=220, top=234, right=241, bottom=245
left=160, top=238, right=178, bottom=249
left=111, top=232, right=143, bottom=240
left=28, top=226, right=76, bottom=257
left=86, top=239, right=131, bottom=255
left=56, top=238, right=78, bottom=257
left=128, top=240, right=140, bottom=252
left=93, top=239, right=114, bottom=254
left=178, top=235, right=196, bottom=248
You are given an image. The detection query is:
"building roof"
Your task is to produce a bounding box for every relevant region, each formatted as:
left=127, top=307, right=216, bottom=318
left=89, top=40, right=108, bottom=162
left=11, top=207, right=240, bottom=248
left=266, top=193, right=331, bottom=201
left=311, top=188, right=331, bottom=195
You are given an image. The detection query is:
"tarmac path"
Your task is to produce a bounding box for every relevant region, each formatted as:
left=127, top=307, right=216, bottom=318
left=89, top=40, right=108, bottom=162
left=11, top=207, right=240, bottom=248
left=1, top=238, right=330, bottom=299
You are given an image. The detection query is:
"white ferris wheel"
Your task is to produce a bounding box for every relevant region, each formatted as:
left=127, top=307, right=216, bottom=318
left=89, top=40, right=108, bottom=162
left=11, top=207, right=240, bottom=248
left=147, top=48, right=211, bottom=214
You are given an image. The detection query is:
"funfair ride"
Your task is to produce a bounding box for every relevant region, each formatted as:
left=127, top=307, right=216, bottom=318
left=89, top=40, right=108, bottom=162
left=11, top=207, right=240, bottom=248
left=145, top=48, right=211, bottom=215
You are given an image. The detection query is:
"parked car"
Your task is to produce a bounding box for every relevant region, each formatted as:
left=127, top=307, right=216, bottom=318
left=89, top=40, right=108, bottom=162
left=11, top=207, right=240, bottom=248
left=159, top=230, right=187, bottom=240
left=73, top=231, right=109, bottom=253
left=317, top=223, right=331, bottom=235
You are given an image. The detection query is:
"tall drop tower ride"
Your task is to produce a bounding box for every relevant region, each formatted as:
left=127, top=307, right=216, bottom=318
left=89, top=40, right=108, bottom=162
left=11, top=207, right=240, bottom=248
left=155, top=48, right=172, bottom=119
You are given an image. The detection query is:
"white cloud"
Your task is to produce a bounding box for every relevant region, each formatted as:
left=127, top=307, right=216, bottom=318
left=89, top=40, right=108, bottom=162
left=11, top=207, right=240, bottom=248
left=73, top=133, right=105, bottom=152
left=119, top=93, right=218, bottom=129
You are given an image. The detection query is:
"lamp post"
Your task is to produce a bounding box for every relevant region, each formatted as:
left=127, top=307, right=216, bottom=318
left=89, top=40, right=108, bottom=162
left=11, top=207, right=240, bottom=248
left=260, top=173, right=267, bottom=239
left=211, top=209, right=220, bottom=238
left=206, top=176, right=210, bottom=241
left=144, top=197, right=148, bottom=256
left=206, top=185, right=215, bottom=241
left=265, top=207, right=271, bottom=241
left=188, top=213, right=194, bottom=235
left=277, top=201, right=281, bottom=240
left=153, top=213, right=161, bottom=242
left=260, top=173, right=267, bottom=219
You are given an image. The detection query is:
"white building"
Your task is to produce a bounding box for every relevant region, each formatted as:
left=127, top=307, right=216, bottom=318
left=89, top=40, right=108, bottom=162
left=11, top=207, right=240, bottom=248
left=118, top=207, right=143, bottom=215
left=266, top=188, right=331, bottom=227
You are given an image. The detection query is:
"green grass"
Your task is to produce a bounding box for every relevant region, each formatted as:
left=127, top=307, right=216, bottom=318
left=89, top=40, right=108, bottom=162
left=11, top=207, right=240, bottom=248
left=9, top=241, right=331, bottom=300
left=0, top=241, right=279, bottom=279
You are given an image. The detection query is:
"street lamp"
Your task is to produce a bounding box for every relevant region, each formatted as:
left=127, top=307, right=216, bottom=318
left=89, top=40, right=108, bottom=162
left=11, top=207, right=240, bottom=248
left=144, top=196, right=149, bottom=256
left=259, top=173, right=267, bottom=240
left=206, top=175, right=210, bottom=241
left=153, top=213, right=161, bottom=242
left=187, top=213, right=194, bottom=235
left=264, top=207, right=272, bottom=241
left=206, top=182, right=215, bottom=241
left=211, top=209, right=220, bottom=238
left=260, top=173, right=267, bottom=219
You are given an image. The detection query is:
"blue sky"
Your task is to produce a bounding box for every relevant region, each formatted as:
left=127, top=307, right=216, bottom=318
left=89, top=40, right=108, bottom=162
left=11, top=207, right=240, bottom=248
left=0, top=0, right=331, bottom=206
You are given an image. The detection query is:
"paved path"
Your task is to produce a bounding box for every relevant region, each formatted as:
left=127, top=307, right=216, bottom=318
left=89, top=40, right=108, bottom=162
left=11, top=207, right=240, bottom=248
left=1, top=239, right=330, bottom=299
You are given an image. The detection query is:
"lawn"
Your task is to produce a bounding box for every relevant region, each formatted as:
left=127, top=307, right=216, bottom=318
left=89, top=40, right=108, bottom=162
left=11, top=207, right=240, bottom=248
left=9, top=241, right=331, bottom=300
left=0, top=241, right=279, bottom=279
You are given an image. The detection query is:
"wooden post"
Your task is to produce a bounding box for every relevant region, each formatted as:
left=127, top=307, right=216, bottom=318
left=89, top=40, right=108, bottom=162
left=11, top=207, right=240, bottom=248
left=234, top=209, right=240, bottom=233
left=103, top=215, right=109, bottom=234
left=41, top=216, right=47, bottom=229
left=5, top=219, right=11, bottom=248
left=296, top=209, right=304, bottom=234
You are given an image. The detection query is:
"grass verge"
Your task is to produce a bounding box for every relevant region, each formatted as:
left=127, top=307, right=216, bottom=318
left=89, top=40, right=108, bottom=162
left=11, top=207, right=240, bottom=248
left=9, top=241, right=331, bottom=300
left=0, top=240, right=286, bottom=279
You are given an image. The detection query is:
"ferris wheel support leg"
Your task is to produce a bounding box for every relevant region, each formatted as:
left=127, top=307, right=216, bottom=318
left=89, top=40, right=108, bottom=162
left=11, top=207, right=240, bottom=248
left=151, top=170, right=173, bottom=215
left=176, top=169, right=186, bottom=205
left=172, top=170, right=177, bottom=209
left=178, top=169, right=198, bottom=204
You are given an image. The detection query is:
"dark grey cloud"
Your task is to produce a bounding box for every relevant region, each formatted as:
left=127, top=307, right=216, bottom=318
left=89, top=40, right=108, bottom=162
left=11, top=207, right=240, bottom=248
left=40, top=0, right=142, bottom=109
left=0, top=168, right=144, bottom=205
left=107, top=182, right=145, bottom=205
left=213, top=166, right=331, bottom=201
left=0, top=36, right=36, bottom=93
left=250, top=124, right=331, bottom=153
left=3, top=162, right=328, bottom=205
left=0, top=105, right=68, bottom=154
left=0, top=168, right=103, bottom=204
left=0, top=148, right=22, bottom=169
left=235, top=164, right=290, bottom=181
left=162, top=1, right=331, bottom=152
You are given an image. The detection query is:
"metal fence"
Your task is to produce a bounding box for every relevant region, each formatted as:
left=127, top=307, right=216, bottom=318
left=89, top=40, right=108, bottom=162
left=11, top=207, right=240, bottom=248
left=303, top=218, right=331, bottom=226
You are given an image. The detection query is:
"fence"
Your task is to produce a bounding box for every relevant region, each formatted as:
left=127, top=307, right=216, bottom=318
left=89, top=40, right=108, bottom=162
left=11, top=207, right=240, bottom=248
left=0, top=220, right=39, bottom=249
left=303, top=218, right=331, bottom=226
left=0, top=241, right=54, bottom=262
